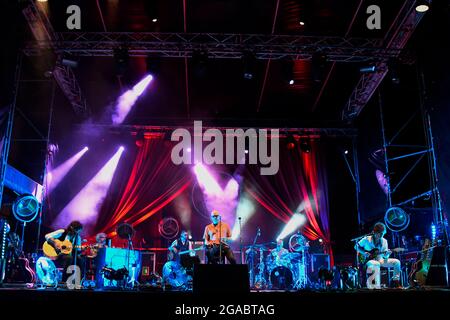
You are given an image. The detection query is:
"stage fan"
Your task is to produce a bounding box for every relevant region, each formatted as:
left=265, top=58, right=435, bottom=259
left=384, top=206, right=410, bottom=232
left=12, top=194, right=40, bottom=223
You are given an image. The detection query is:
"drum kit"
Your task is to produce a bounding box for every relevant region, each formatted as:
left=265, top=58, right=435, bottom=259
left=246, top=233, right=310, bottom=290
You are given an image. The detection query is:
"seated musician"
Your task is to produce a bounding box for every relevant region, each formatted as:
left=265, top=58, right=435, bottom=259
left=44, top=220, right=83, bottom=281
left=270, top=239, right=290, bottom=266
left=203, top=210, right=236, bottom=264
left=354, top=222, right=402, bottom=288
left=168, top=230, right=199, bottom=271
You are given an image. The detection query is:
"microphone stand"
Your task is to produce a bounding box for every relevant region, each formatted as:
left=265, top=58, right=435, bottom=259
left=219, top=216, right=222, bottom=265
left=249, top=228, right=261, bottom=288
left=351, top=232, right=372, bottom=288
left=238, top=217, right=242, bottom=264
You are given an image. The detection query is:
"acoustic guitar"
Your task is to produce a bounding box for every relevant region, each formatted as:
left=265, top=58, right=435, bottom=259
left=42, top=239, right=89, bottom=260
left=408, top=239, right=435, bottom=286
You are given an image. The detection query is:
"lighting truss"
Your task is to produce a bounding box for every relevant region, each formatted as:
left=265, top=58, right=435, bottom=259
left=24, top=32, right=400, bottom=63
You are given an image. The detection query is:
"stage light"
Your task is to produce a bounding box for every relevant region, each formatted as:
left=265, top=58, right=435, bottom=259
left=276, top=213, right=307, bottom=241
left=286, top=134, right=297, bottom=150
left=312, top=52, right=327, bottom=82
left=431, top=223, right=436, bottom=241
left=415, top=1, right=430, bottom=12
left=47, top=146, right=90, bottom=194
left=299, top=21, right=305, bottom=26
left=37, top=0, right=48, bottom=2
left=187, top=148, right=192, bottom=153
left=113, top=47, right=129, bottom=76
left=242, top=51, right=256, bottom=80
left=192, top=49, right=209, bottom=78
left=300, top=140, right=311, bottom=153
left=359, top=66, right=376, bottom=73
left=53, top=147, right=125, bottom=233
left=112, top=74, right=153, bottom=124
left=281, top=57, right=294, bottom=86
left=344, top=150, right=349, bottom=155
left=152, top=18, right=158, bottom=23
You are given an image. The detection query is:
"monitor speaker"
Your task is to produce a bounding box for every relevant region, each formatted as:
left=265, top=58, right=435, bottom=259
left=193, top=264, right=249, bottom=294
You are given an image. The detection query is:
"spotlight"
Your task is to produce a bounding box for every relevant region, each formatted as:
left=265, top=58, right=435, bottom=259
left=299, top=21, right=305, bottom=26
left=244, top=149, right=249, bottom=154
left=114, top=47, right=129, bottom=76
left=152, top=18, right=158, bottom=23
left=344, top=150, right=349, bottom=155
left=286, top=134, right=296, bottom=150
left=187, top=147, right=192, bottom=153
left=192, top=49, right=209, bottom=78
left=300, top=140, right=311, bottom=153
left=359, top=66, right=377, bottom=73
left=312, top=52, right=327, bottom=82
left=281, top=57, right=294, bottom=86
left=135, top=131, right=145, bottom=148
left=119, top=146, right=125, bottom=152
left=242, top=50, right=256, bottom=80
left=61, top=58, right=78, bottom=68
left=415, top=0, right=430, bottom=12
left=146, top=54, right=161, bottom=77
left=83, top=146, right=89, bottom=151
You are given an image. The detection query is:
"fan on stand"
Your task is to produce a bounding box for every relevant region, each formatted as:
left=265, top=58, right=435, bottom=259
left=116, top=223, right=138, bottom=289
left=384, top=207, right=410, bottom=232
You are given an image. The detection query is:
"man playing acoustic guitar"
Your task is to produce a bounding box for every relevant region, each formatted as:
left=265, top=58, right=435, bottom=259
left=355, top=222, right=402, bottom=289
left=44, top=220, right=84, bottom=282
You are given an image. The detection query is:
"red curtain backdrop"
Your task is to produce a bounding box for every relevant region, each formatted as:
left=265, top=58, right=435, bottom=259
left=98, top=137, right=192, bottom=236
left=88, top=136, right=332, bottom=265
left=244, top=140, right=333, bottom=265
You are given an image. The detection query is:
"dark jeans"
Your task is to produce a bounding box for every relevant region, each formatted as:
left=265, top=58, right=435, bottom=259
left=56, top=254, right=84, bottom=282
left=206, top=244, right=236, bottom=264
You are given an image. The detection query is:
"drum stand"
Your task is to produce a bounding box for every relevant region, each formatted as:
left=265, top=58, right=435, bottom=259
left=293, top=250, right=308, bottom=289
left=125, top=235, right=139, bottom=289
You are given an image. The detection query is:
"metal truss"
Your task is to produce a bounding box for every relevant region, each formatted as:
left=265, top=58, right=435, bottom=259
left=22, top=1, right=89, bottom=118
left=52, top=63, right=89, bottom=117
left=24, top=32, right=401, bottom=63
left=75, top=123, right=357, bottom=137
left=342, top=0, right=428, bottom=121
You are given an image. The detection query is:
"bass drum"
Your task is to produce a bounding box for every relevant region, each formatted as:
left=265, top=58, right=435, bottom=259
left=270, top=266, right=293, bottom=290
left=162, top=261, right=188, bottom=288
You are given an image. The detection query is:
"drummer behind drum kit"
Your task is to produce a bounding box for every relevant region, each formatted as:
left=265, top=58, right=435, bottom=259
left=247, top=233, right=310, bottom=290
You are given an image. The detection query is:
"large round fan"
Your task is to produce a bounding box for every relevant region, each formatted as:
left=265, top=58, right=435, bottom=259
left=384, top=206, right=410, bottom=232
left=12, top=194, right=40, bottom=223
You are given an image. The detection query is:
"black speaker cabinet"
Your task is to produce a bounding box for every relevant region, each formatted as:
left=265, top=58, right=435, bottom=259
left=193, top=264, right=249, bottom=294
left=426, top=246, right=449, bottom=286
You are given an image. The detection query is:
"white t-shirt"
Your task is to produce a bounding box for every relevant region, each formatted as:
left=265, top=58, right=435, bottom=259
left=356, top=235, right=389, bottom=261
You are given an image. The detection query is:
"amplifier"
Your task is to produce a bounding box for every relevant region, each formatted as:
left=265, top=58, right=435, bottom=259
left=140, top=251, right=156, bottom=281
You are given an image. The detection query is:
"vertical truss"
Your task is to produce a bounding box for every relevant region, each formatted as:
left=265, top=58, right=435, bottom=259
left=342, top=0, right=428, bottom=121
left=22, top=1, right=89, bottom=118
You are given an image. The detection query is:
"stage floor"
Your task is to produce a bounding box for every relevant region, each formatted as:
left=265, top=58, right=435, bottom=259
left=0, top=285, right=448, bottom=318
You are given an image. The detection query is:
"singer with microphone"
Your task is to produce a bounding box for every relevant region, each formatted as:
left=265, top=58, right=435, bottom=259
left=203, top=210, right=236, bottom=264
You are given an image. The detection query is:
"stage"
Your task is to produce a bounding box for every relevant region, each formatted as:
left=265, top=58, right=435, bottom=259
left=0, top=285, right=449, bottom=318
